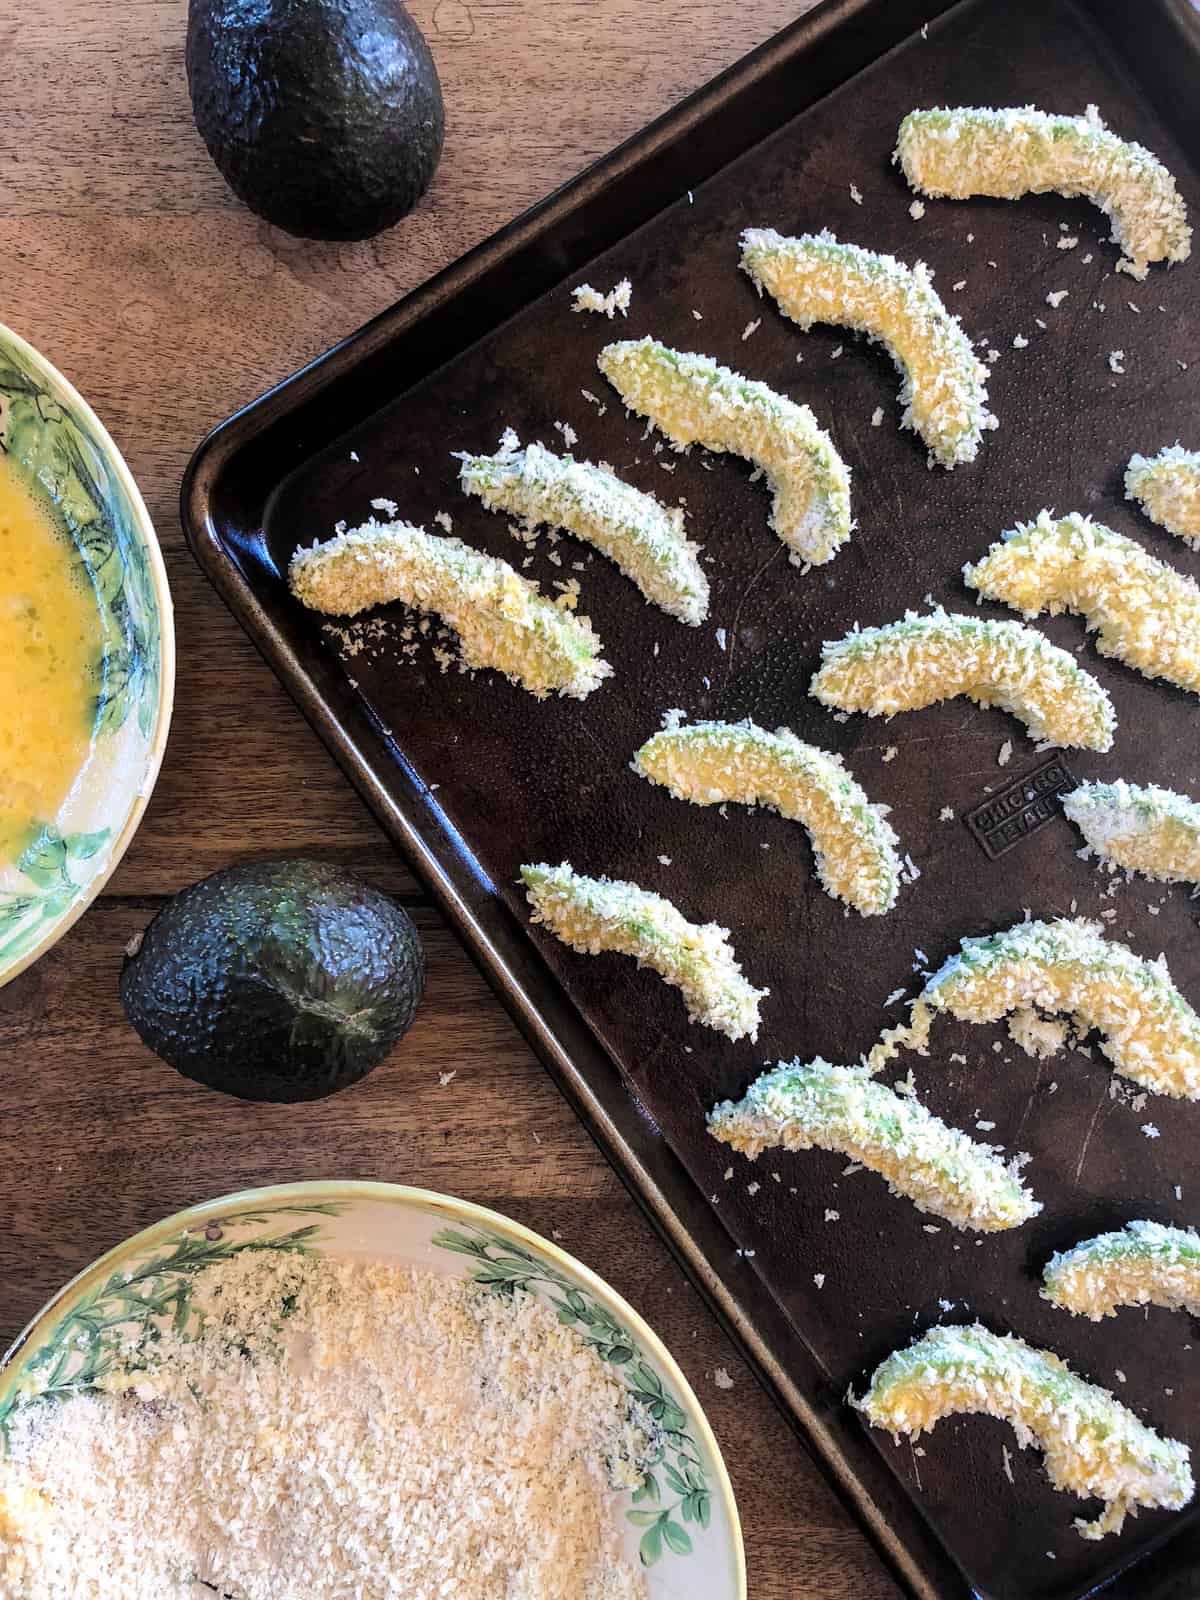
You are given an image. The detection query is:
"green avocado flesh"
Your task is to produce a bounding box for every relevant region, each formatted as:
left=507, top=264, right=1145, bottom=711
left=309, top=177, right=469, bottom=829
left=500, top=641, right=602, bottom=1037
left=186, top=0, right=445, bottom=241
left=120, top=860, right=425, bottom=1101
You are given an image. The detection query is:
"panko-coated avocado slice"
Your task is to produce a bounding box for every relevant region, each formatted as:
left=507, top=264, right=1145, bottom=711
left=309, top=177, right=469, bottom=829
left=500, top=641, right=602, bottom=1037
left=120, top=860, right=425, bottom=1101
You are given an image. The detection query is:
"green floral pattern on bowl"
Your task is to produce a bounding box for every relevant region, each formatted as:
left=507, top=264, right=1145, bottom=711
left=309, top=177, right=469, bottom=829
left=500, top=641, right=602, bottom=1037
left=0, top=1182, right=745, bottom=1598
left=0, top=323, right=173, bottom=983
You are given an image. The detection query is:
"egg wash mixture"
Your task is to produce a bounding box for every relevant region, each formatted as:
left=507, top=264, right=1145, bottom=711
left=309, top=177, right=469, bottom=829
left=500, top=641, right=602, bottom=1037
left=0, top=454, right=103, bottom=865
left=0, top=1251, right=654, bottom=1600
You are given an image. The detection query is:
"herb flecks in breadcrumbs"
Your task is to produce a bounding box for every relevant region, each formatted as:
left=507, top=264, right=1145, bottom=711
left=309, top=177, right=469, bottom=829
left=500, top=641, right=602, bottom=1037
left=634, top=719, right=903, bottom=916
left=896, top=105, right=1191, bottom=279
left=597, top=337, right=852, bottom=566
left=858, top=1323, right=1193, bottom=1539
left=709, top=1059, right=1039, bottom=1231
left=810, top=608, right=1115, bottom=751
left=289, top=519, right=610, bottom=700
left=740, top=228, right=994, bottom=468
left=521, top=861, right=766, bottom=1042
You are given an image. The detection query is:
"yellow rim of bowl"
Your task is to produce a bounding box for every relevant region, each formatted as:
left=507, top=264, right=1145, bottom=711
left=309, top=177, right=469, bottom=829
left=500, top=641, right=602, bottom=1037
left=0, top=320, right=176, bottom=987
left=0, top=1178, right=747, bottom=1597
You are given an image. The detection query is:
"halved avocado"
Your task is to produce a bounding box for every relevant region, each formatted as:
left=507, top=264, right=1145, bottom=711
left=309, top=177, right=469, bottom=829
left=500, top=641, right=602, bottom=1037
left=121, top=860, right=425, bottom=1101
left=186, top=0, right=445, bottom=240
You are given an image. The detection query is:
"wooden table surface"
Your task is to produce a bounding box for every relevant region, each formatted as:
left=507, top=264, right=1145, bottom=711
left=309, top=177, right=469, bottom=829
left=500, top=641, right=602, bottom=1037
left=0, top=4, right=901, bottom=1595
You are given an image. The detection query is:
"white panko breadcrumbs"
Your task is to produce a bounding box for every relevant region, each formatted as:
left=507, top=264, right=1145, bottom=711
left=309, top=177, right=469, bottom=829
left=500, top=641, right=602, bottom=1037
left=739, top=227, right=994, bottom=468
left=0, top=1253, right=653, bottom=1600
left=597, top=336, right=852, bottom=567
left=964, top=510, right=1200, bottom=698
left=810, top=608, right=1116, bottom=752
left=572, top=278, right=633, bottom=318
left=1126, top=444, right=1200, bottom=548
left=894, top=105, right=1191, bottom=278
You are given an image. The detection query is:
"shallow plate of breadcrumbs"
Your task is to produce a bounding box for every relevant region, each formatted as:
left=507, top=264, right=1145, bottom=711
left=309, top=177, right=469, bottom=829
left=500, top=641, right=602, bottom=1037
left=0, top=1181, right=744, bottom=1600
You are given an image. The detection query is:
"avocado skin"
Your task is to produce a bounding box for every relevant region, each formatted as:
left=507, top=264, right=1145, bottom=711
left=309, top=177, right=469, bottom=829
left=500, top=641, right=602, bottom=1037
left=120, top=860, right=425, bottom=1102
left=186, top=0, right=445, bottom=241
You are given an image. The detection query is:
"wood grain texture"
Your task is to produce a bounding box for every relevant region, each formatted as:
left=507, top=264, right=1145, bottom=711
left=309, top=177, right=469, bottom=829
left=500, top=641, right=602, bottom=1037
left=0, top=3, right=900, bottom=1594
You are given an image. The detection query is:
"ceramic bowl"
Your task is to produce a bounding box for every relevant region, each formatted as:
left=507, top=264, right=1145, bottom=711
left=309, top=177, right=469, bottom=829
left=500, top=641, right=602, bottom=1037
left=0, top=1180, right=746, bottom=1598
left=0, top=321, right=173, bottom=985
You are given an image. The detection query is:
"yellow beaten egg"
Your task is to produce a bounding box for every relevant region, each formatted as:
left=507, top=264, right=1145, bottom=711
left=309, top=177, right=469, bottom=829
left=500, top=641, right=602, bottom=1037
left=0, top=455, right=103, bottom=865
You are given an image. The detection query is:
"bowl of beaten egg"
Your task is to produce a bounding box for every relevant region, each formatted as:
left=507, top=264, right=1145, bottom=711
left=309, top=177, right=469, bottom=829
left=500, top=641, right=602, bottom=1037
left=0, top=322, right=172, bottom=985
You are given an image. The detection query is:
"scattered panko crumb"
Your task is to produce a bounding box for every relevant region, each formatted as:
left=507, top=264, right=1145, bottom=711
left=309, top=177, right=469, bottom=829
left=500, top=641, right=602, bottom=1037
left=922, top=1225, right=941, bottom=1234
left=1082, top=252, right=1093, bottom=263
left=850, top=183, right=863, bottom=205
left=1012, top=334, right=1028, bottom=349
left=747, top=1181, right=760, bottom=1196
left=713, top=1366, right=734, bottom=1390
left=813, top=1273, right=826, bottom=1289
left=692, top=308, right=703, bottom=320
left=824, top=1209, right=840, bottom=1223
left=1034, top=317, right=1047, bottom=329
left=1128, top=301, right=1141, bottom=314
left=1115, top=1369, right=1127, bottom=1384
left=741, top=319, right=761, bottom=341
left=370, top=496, right=399, bottom=517
left=987, top=347, right=1001, bottom=363
left=1142, top=1123, right=1161, bottom=1139
left=909, top=200, right=926, bottom=220
left=949, top=1052, right=967, bottom=1065
left=437, top=1070, right=456, bottom=1086
left=657, top=854, right=672, bottom=866
left=871, top=406, right=885, bottom=427
left=723, top=1167, right=733, bottom=1181
left=881, top=745, right=898, bottom=763
left=1002, top=1444, right=1014, bottom=1483
left=1109, top=350, right=1126, bottom=374
left=894, top=1069, right=917, bottom=1097
left=433, top=510, right=453, bottom=533
left=715, top=627, right=727, bottom=651
left=939, top=805, right=955, bottom=822
left=829, top=343, right=844, bottom=361
left=987, top=259, right=998, bottom=269
left=349, top=450, right=359, bottom=462
left=976, top=1119, right=996, bottom=1132
left=1057, top=235, right=1078, bottom=250
left=997, top=740, right=1013, bottom=767
left=553, top=419, right=577, bottom=448
left=884, top=988, right=907, bottom=1007
left=1176, top=1185, right=1183, bottom=1200
left=1007, top=1010, right=1070, bottom=1060
left=966, top=232, right=975, bottom=243
left=571, top=278, right=632, bottom=318
left=795, top=351, right=804, bottom=364
left=952, top=279, right=967, bottom=291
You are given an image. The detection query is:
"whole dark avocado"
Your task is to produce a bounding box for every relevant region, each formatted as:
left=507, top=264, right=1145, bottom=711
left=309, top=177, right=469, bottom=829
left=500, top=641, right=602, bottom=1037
left=120, top=859, right=425, bottom=1102
left=186, top=0, right=445, bottom=240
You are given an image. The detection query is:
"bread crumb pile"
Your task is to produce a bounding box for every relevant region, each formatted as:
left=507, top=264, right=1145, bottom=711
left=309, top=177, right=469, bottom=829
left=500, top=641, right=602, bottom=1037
left=0, top=1252, right=651, bottom=1600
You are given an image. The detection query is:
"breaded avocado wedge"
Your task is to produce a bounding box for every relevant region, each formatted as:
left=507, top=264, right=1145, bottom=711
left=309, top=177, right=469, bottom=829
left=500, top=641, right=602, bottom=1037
left=597, top=337, right=852, bottom=566
left=858, top=1322, right=1193, bottom=1538
left=458, top=435, right=709, bottom=625
left=1063, top=779, right=1200, bottom=885
left=289, top=519, right=611, bottom=700
left=1126, top=445, right=1200, bottom=549
left=874, top=917, right=1200, bottom=1099
left=709, top=1058, right=1040, bottom=1231
left=1044, top=1220, right=1200, bottom=1321
left=965, top=511, right=1200, bottom=698
left=740, top=227, right=994, bottom=468
left=895, top=105, right=1191, bottom=280
left=520, top=861, right=767, bottom=1042
left=810, top=608, right=1116, bottom=751
left=633, top=719, right=903, bottom=916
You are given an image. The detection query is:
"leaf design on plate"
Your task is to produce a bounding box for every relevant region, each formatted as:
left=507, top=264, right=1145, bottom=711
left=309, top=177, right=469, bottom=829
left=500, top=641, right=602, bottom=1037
left=432, top=1222, right=715, bottom=1566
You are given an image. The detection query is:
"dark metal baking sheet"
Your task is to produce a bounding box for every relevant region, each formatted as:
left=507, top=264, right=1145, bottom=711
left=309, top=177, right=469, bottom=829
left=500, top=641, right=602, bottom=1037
left=182, top=1, right=1200, bottom=1594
